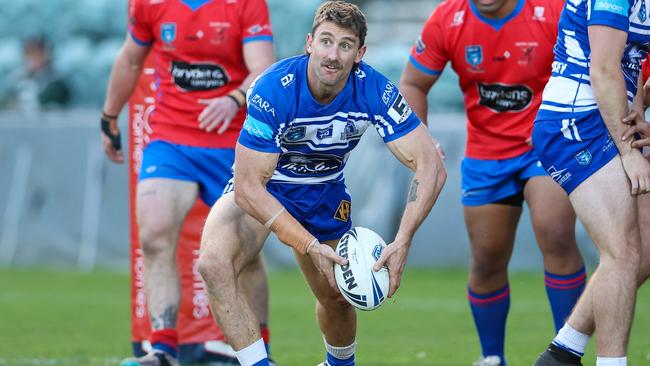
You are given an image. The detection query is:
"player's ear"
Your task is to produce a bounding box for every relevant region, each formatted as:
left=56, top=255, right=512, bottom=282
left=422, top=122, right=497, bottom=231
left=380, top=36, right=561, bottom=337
left=355, top=45, right=367, bottom=63
left=306, top=33, right=314, bottom=54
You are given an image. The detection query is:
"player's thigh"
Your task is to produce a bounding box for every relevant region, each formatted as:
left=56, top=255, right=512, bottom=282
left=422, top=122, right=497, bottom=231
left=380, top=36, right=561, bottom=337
left=464, top=204, right=522, bottom=261
left=136, top=177, right=198, bottom=235
left=294, top=239, right=347, bottom=307
left=200, top=192, right=269, bottom=274
left=524, top=175, right=576, bottom=240
left=569, top=156, right=639, bottom=256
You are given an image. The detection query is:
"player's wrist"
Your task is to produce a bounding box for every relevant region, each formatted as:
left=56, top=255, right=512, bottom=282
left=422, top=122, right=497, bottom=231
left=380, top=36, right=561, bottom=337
left=228, top=88, right=246, bottom=109
left=101, top=111, right=119, bottom=121
left=266, top=208, right=316, bottom=255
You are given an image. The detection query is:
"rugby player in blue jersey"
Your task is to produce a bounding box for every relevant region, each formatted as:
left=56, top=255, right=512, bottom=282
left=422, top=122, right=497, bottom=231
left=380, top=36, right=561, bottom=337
left=196, top=2, right=447, bottom=365
left=530, top=0, right=650, bottom=364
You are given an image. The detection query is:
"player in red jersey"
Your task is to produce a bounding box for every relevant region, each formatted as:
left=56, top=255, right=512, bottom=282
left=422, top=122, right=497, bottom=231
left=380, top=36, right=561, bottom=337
left=400, top=0, right=586, bottom=364
left=100, top=1, right=275, bottom=365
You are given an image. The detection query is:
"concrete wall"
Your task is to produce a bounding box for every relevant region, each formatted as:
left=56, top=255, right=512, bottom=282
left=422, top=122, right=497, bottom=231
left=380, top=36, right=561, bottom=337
left=0, top=110, right=598, bottom=270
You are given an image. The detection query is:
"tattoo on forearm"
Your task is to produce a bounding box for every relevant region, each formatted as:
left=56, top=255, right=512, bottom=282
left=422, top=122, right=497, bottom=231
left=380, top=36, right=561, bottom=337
left=408, top=179, right=419, bottom=202
left=150, top=306, right=178, bottom=330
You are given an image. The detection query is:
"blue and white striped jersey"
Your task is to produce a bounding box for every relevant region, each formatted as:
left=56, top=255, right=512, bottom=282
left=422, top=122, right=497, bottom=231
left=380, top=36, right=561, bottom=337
left=536, top=0, right=650, bottom=120
left=238, top=55, right=421, bottom=184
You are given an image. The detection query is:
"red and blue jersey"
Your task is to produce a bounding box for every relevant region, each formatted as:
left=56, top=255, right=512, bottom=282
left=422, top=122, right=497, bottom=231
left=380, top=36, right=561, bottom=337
left=409, top=0, right=562, bottom=159
left=129, top=0, right=273, bottom=148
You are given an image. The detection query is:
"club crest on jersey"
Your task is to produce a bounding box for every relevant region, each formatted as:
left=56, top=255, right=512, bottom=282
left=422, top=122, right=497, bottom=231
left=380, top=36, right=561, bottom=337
left=161, top=23, right=177, bottom=44
left=341, top=120, right=361, bottom=139
left=451, top=10, right=465, bottom=26
left=575, top=150, right=592, bottom=166
left=465, top=45, right=483, bottom=69
left=284, top=126, right=306, bottom=142
left=335, top=200, right=351, bottom=222
left=533, top=6, right=546, bottom=21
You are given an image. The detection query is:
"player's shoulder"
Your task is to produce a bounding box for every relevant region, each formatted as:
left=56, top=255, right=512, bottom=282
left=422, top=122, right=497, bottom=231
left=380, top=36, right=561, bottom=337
left=251, top=55, right=303, bottom=96
left=353, top=61, right=393, bottom=94
left=132, top=0, right=168, bottom=9
left=524, top=0, right=565, bottom=17
left=428, top=0, right=469, bottom=22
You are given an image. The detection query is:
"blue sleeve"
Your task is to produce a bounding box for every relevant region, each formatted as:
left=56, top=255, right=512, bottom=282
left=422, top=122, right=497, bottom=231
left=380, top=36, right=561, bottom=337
left=588, top=0, right=630, bottom=31
left=238, top=80, right=284, bottom=153
left=370, top=75, right=421, bottom=143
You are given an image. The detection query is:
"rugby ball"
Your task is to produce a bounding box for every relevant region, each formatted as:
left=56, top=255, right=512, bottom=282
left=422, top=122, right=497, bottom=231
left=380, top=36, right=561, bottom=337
left=334, top=227, right=390, bottom=311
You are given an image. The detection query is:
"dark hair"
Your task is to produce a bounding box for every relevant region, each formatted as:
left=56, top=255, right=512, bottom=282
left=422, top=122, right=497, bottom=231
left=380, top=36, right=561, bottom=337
left=312, top=1, right=367, bottom=47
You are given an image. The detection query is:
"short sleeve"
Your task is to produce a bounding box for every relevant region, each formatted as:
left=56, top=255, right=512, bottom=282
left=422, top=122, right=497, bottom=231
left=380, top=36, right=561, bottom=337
left=408, top=7, right=449, bottom=76
left=240, top=0, right=274, bottom=44
left=128, top=0, right=153, bottom=46
left=238, top=78, right=283, bottom=153
left=370, top=75, right=421, bottom=143
left=587, top=0, right=630, bottom=31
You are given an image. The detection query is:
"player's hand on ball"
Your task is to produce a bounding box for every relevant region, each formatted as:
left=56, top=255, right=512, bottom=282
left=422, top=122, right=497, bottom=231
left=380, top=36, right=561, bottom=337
left=198, top=96, right=239, bottom=134
left=373, top=238, right=410, bottom=298
left=308, top=242, right=348, bottom=292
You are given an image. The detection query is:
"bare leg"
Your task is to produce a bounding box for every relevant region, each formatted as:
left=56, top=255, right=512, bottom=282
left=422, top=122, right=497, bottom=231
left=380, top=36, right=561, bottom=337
left=239, top=253, right=270, bottom=330
left=136, top=178, right=198, bottom=331
left=198, top=192, right=270, bottom=350
left=293, top=239, right=356, bottom=347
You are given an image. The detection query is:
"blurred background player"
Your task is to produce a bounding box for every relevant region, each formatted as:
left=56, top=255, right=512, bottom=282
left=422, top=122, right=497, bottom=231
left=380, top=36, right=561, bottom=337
left=530, top=0, right=650, bottom=362
left=399, top=0, right=586, bottom=364
left=1, top=35, right=70, bottom=111
left=99, top=0, right=275, bottom=365
left=197, top=1, right=446, bottom=365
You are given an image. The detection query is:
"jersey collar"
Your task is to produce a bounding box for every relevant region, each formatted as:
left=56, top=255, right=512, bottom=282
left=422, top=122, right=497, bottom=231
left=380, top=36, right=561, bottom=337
left=180, top=0, right=213, bottom=12
left=468, top=0, right=525, bottom=31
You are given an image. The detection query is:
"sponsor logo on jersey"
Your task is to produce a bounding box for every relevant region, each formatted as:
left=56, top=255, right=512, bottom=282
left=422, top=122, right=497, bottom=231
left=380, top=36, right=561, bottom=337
left=317, top=126, right=333, bottom=140
left=415, top=35, right=426, bottom=54
left=161, top=23, right=176, bottom=44
left=170, top=61, right=228, bottom=91
left=465, top=45, right=483, bottom=68
left=284, top=126, right=306, bottom=142
left=552, top=61, right=568, bottom=74
left=575, top=150, right=592, bottom=166
left=281, top=73, right=295, bottom=88
left=533, top=6, right=546, bottom=21
left=335, top=200, right=351, bottom=222
left=452, top=11, right=465, bottom=26
left=279, top=152, right=344, bottom=175
left=382, top=82, right=395, bottom=105
left=355, top=68, right=366, bottom=79
left=243, top=116, right=274, bottom=140
left=516, top=42, right=538, bottom=65
left=387, top=93, right=413, bottom=124
left=477, top=83, right=533, bottom=112
left=594, top=0, right=627, bottom=15
left=250, top=94, right=276, bottom=117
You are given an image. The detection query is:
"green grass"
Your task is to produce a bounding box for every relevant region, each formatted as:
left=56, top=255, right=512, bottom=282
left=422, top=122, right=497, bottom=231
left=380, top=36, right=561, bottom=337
left=0, top=268, right=649, bottom=365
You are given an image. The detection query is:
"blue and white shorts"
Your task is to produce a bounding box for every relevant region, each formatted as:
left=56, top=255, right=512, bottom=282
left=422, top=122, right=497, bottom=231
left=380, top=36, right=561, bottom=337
left=532, top=109, right=618, bottom=194
left=461, top=149, right=547, bottom=206
left=139, top=140, right=235, bottom=206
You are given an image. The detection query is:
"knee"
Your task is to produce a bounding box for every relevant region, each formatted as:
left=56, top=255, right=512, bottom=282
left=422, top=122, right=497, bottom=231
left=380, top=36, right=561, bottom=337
left=319, top=292, right=354, bottom=313
left=138, top=215, right=176, bottom=257
left=470, top=246, right=509, bottom=279
left=536, top=222, right=578, bottom=256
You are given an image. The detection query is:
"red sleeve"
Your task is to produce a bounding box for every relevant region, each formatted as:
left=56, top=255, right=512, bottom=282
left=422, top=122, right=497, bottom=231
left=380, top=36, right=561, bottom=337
left=240, top=0, right=274, bottom=44
left=643, top=59, right=650, bottom=83
left=128, top=0, right=153, bottom=46
left=408, top=6, right=449, bottom=76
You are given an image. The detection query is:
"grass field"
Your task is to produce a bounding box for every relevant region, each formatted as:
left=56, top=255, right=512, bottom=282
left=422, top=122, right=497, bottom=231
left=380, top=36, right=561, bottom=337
left=1, top=268, right=649, bottom=366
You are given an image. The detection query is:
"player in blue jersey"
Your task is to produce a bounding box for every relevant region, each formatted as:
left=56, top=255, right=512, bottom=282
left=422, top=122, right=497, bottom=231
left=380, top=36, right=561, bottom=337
left=531, top=0, right=650, bottom=364
left=196, top=2, right=447, bottom=365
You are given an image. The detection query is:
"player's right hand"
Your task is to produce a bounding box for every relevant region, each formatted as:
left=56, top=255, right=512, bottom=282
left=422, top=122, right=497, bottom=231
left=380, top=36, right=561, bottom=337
left=620, top=149, right=650, bottom=195
left=100, top=116, right=124, bottom=164
left=198, top=96, right=239, bottom=134
left=308, top=242, right=348, bottom=292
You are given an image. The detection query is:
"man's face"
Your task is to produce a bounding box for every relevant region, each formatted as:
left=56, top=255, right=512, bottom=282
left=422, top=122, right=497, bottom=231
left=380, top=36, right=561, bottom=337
left=24, top=44, right=48, bottom=74
left=470, top=0, right=511, bottom=18
left=306, top=21, right=366, bottom=90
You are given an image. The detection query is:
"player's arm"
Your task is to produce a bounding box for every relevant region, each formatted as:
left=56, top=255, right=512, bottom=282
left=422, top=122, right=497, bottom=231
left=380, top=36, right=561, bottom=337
left=198, top=41, right=275, bottom=133
left=233, top=143, right=347, bottom=290
left=622, top=71, right=650, bottom=147
left=373, top=123, right=447, bottom=297
left=589, top=25, right=650, bottom=194
left=101, top=35, right=150, bottom=163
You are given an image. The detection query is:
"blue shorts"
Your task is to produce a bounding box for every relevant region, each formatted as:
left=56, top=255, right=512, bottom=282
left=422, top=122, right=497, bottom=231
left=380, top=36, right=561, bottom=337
left=225, top=180, right=352, bottom=242
left=139, top=140, right=235, bottom=206
left=461, top=149, right=546, bottom=206
left=532, top=110, right=618, bottom=194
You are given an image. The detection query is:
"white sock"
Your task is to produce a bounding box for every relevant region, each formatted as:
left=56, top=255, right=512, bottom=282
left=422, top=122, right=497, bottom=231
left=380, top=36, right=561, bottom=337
left=553, top=323, right=590, bottom=356
left=324, top=337, right=356, bottom=360
left=235, top=338, right=267, bottom=366
left=596, top=356, right=627, bottom=366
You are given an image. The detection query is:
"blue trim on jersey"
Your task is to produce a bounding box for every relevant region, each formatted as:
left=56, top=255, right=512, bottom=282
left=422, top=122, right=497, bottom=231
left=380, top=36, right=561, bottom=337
left=409, top=55, right=442, bottom=75
left=181, top=0, right=213, bottom=11
left=238, top=136, right=282, bottom=154
left=382, top=121, right=421, bottom=143
left=243, top=35, right=274, bottom=44
left=130, top=32, right=153, bottom=47
left=469, top=0, right=525, bottom=31
left=243, top=115, right=275, bottom=141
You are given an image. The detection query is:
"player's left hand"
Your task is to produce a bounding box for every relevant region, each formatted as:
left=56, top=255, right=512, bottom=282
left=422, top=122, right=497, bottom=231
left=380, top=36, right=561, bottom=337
left=623, top=122, right=650, bottom=148
left=198, top=96, right=240, bottom=134
left=372, top=237, right=410, bottom=298
left=622, top=109, right=644, bottom=126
